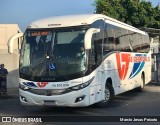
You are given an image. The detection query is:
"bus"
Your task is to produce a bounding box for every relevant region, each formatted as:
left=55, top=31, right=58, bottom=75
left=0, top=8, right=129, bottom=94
left=9, top=14, right=151, bottom=107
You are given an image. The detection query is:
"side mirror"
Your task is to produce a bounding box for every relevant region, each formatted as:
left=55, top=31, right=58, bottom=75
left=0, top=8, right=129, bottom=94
left=8, top=33, right=23, bottom=54
left=84, top=28, right=100, bottom=50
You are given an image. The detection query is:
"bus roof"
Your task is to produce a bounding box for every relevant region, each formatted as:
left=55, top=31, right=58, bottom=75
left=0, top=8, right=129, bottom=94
left=28, top=14, right=147, bottom=35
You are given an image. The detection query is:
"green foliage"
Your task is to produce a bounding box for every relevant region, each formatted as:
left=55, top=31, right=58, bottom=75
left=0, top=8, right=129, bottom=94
left=94, top=0, right=160, bottom=29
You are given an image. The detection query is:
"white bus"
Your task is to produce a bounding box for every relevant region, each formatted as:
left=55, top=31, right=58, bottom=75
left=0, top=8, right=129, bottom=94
left=9, top=14, right=151, bottom=107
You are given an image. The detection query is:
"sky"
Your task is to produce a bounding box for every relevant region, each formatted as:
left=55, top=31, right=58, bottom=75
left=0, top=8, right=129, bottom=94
left=0, top=0, right=159, bottom=32
left=0, top=0, right=95, bottom=31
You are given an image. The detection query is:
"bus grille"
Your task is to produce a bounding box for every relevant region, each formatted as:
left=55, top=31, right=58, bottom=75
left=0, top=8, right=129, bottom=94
left=27, top=88, right=68, bottom=95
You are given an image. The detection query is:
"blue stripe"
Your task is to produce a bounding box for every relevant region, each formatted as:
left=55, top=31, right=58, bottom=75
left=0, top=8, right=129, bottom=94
left=129, top=61, right=145, bottom=79
left=22, top=82, right=37, bottom=87
left=129, top=54, right=147, bottom=79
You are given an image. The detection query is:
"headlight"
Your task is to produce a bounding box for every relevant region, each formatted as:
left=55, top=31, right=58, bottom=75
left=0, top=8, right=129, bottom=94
left=19, top=83, right=31, bottom=91
left=69, top=76, right=95, bottom=91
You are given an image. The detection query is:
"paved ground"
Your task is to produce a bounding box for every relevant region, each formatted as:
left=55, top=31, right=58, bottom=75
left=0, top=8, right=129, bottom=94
left=0, top=83, right=160, bottom=125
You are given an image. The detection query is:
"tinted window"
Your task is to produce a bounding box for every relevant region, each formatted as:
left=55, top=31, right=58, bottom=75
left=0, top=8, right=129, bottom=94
left=96, top=22, right=150, bottom=56
left=91, top=19, right=105, bottom=65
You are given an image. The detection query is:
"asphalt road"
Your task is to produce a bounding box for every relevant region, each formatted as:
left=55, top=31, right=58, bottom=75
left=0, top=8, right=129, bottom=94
left=0, top=83, right=160, bottom=125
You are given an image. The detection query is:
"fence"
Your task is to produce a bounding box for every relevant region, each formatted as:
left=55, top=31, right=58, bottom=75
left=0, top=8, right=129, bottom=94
left=151, top=53, right=160, bottom=83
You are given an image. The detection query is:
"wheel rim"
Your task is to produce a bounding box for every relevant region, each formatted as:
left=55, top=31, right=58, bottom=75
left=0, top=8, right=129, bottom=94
left=104, top=87, right=110, bottom=102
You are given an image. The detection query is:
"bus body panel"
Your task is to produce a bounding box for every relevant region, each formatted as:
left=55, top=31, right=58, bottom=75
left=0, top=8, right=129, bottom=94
left=101, top=52, right=151, bottom=95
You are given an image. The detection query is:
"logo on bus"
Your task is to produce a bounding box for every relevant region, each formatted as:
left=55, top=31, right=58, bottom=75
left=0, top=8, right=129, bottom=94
left=116, top=53, right=150, bottom=80
left=129, top=54, right=149, bottom=79
left=116, top=53, right=130, bottom=80
left=37, top=82, right=48, bottom=88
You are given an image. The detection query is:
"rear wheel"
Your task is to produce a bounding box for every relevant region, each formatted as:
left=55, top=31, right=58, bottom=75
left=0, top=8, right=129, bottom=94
left=95, top=83, right=114, bottom=107
left=135, top=74, right=145, bottom=92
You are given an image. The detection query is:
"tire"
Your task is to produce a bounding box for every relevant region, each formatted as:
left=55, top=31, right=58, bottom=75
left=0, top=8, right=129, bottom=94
left=95, top=83, right=114, bottom=108
left=135, top=74, right=145, bottom=92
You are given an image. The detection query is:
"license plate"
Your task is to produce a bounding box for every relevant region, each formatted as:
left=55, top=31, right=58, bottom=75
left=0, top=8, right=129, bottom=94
left=43, top=101, right=56, bottom=106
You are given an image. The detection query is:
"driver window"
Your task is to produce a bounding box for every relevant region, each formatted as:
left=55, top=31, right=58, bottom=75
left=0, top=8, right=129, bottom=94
left=91, top=19, right=104, bottom=66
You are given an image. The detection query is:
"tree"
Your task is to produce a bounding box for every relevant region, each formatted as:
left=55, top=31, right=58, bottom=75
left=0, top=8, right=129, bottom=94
left=94, top=0, right=160, bottom=29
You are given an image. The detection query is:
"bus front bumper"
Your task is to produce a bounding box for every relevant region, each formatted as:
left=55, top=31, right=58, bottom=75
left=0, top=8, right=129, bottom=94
left=19, top=88, right=90, bottom=107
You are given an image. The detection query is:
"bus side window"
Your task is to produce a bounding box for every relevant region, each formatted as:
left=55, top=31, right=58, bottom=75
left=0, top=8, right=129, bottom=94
left=126, top=31, right=131, bottom=52
left=90, top=35, right=96, bottom=66
left=94, top=39, right=102, bottom=65
left=90, top=33, right=103, bottom=66
left=114, top=27, right=119, bottom=51
left=103, top=23, right=116, bottom=55
left=91, top=19, right=104, bottom=65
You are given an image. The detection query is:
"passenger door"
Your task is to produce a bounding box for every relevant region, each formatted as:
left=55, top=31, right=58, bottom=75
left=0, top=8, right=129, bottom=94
left=90, top=19, right=106, bottom=103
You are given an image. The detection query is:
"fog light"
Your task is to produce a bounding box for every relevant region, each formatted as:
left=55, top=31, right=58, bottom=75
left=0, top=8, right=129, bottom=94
left=75, top=95, right=86, bottom=103
left=21, top=96, right=27, bottom=102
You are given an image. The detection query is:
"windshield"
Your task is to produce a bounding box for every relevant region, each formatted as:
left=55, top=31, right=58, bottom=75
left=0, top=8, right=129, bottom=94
left=20, top=26, right=88, bottom=81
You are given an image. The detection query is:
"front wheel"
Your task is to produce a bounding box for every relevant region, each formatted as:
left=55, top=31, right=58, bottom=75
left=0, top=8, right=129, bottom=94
left=95, top=83, right=114, bottom=108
